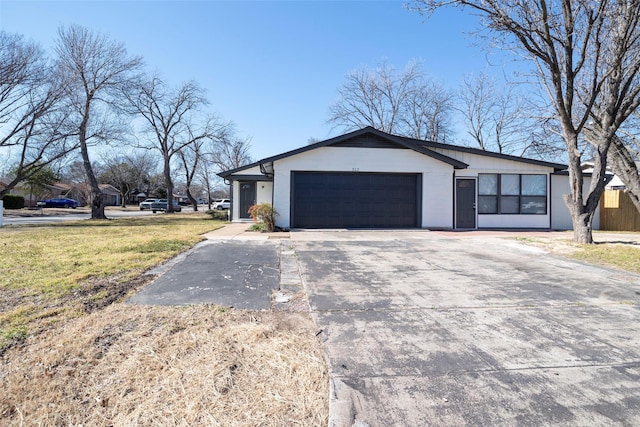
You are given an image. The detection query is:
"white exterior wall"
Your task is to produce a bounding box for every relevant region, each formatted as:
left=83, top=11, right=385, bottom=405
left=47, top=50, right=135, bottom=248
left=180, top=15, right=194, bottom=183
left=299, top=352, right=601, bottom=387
left=272, top=146, right=454, bottom=229
left=227, top=144, right=587, bottom=230
left=550, top=174, right=601, bottom=230
left=229, top=165, right=273, bottom=221
left=256, top=181, right=273, bottom=205
left=445, top=150, right=555, bottom=228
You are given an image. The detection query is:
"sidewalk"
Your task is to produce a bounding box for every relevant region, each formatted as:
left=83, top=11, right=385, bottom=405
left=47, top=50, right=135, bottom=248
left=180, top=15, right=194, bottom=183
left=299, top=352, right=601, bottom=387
left=127, top=222, right=298, bottom=310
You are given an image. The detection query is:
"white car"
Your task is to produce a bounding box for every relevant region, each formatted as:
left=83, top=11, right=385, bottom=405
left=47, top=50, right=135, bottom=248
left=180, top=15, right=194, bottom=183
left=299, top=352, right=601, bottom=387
left=139, top=198, right=158, bottom=210
left=213, top=199, right=230, bottom=210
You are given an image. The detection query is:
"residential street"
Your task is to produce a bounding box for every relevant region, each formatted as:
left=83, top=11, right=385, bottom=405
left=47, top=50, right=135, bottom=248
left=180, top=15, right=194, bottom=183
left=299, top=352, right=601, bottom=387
left=0, top=206, right=198, bottom=225
left=290, top=230, right=640, bottom=426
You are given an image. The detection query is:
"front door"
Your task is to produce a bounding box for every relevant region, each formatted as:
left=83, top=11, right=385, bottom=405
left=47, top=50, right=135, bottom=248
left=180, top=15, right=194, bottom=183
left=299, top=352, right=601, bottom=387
left=239, top=182, right=256, bottom=219
left=456, top=179, right=476, bottom=229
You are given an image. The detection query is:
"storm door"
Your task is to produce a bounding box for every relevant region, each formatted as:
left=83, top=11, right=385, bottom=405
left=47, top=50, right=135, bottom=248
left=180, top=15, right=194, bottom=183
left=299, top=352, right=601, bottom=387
left=239, top=182, right=256, bottom=219
left=456, top=179, right=476, bottom=229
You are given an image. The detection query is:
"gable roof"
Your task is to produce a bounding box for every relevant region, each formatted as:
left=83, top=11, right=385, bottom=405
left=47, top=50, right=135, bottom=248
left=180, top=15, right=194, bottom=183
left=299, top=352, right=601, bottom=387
left=98, top=184, right=121, bottom=195
left=398, top=136, right=568, bottom=170
left=218, top=126, right=567, bottom=178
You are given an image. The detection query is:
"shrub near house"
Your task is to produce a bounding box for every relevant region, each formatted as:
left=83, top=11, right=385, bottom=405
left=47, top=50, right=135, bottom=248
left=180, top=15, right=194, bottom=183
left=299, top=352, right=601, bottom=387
left=2, top=195, right=25, bottom=209
left=248, top=203, right=277, bottom=232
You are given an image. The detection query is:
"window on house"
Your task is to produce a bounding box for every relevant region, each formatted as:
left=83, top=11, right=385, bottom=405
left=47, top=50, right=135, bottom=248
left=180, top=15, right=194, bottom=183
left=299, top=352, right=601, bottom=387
left=478, top=174, right=547, bottom=215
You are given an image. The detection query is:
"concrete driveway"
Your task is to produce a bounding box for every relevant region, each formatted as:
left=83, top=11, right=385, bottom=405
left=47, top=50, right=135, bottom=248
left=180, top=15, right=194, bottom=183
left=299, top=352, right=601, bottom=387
left=290, top=230, right=640, bottom=426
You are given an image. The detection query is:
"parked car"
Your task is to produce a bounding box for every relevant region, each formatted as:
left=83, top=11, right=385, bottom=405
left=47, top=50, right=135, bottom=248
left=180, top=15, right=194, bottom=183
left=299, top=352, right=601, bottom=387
left=151, top=199, right=182, bottom=213
left=139, top=198, right=158, bottom=210
left=213, top=199, right=230, bottom=210
left=38, top=197, right=79, bottom=208
left=178, top=198, right=206, bottom=206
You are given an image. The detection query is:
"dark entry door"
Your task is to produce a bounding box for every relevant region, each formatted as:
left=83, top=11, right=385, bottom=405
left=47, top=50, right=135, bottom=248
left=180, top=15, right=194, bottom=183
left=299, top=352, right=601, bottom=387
left=239, top=182, right=256, bottom=219
left=292, top=172, right=419, bottom=228
left=456, top=179, right=476, bottom=229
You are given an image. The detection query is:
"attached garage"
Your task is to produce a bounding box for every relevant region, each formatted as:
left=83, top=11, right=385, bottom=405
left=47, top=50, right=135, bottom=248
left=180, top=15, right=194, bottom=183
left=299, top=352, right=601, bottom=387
left=291, top=172, right=421, bottom=228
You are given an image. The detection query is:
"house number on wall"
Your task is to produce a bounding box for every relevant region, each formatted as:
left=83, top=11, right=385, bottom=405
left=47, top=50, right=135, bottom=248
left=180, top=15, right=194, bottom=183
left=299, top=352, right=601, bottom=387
left=352, top=168, right=359, bottom=172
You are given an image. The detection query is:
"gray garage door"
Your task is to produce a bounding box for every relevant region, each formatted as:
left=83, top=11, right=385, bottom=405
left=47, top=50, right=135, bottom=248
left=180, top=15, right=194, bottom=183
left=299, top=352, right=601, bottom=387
left=291, top=172, right=421, bottom=228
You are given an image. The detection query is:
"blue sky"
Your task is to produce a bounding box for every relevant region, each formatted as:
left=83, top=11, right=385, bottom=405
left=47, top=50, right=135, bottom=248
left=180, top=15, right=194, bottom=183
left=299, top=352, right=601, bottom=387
left=0, top=0, right=510, bottom=161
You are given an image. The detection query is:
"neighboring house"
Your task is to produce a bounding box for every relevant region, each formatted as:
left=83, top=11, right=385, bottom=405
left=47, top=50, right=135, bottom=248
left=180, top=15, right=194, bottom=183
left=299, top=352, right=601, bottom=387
left=48, top=183, right=121, bottom=206
left=98, top=184, right=121, bottom=206
left=0, top=180, right=69, bottom=207
left=1, top=180, right=124, bottom=207
left=45, top=182, right=73, bottom=197
left=593, top=161, right=640, bottom=190
left=218, top=127, right=598, bottom=230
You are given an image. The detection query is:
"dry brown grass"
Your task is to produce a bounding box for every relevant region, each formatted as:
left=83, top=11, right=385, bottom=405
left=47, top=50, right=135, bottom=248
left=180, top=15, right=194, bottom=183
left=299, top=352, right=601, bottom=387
left=0, top=304, right=328, bottom=426
left=1, top=215, right=329, bottom=425
left=516, top=232, right=640, bottom=274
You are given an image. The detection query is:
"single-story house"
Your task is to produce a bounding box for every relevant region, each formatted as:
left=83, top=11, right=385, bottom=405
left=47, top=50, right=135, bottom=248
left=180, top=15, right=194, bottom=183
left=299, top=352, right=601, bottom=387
left=218, top=127, right=598, bottom=230
left=0, top=181, right=72, bottom=207
left=98, top=184, right=121, bottom=206
left=53, top=183, right=121, bottom=206
left=581, top=161, right=640, bottom=190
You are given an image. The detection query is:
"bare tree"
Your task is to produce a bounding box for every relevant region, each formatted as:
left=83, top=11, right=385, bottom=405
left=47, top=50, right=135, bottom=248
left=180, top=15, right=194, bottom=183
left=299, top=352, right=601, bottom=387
left=59, top=159, right=92, bottom=204
left=411, top=1, right=640, bottom=243
left=458, top=73, right=565, bottom=160
left=0, top=31, right=77, bottom=197
left=126, top=76, right=215, bottom=213
left=178, top=121, right=229, bottom=211
left=403, top=78, right=455, bottom=141
left=54, top=24, right=142, bottom=219
left=197, top=163, right=218, bottom=210
left=178, top=143, right=201, bottom=211
left=99, top=152, right=156, bottom=207
left=180, top=118, right=236, bottom=211
left=198, top=124, right=252, bottom=209
left=328, top=60, right=454, bottom=142
left=210, top=128, right=252, bottom=172
left=459, top=73, right=526, bottom=154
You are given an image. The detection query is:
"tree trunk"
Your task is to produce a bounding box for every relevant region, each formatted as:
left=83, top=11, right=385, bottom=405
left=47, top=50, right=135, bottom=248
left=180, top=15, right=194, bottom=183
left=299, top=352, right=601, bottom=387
left=163, top=155, right=174, bottom=214
left=83, top=147, right=106, bottom=219
left=563, top=189, right=595, bottom=244
left=186, top=189, right=198, bottom=212
left=560, top=129, right=609, bottom=244
left=119, top=184, right=127, bottom=208
left=79, top=109, right=107, bottom=220
left=572, top=211, right=595, bottom=244
left=184, top=169, right=198, bottom=212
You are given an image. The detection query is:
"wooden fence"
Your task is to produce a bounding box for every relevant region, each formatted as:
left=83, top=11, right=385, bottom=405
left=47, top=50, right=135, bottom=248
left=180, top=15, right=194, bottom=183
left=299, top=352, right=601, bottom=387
left=600, top=190, right=640, bottom=231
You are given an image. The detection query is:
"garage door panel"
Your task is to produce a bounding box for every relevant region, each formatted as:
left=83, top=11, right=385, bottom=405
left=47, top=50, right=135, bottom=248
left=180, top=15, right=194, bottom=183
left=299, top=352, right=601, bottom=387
left=292, top=172, right=419, bottom=228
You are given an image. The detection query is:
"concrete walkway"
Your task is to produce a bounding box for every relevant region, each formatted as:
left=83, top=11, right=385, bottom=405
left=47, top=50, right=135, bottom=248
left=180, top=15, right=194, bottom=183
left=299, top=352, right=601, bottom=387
left=127, top=222, right=302, bottom=310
